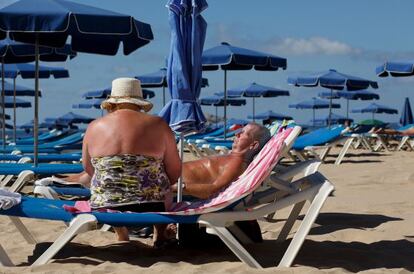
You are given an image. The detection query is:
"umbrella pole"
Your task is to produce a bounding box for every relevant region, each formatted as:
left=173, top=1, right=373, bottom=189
left=346, top=99, right=349, bottom=121
left=313, top=108, right=315, bottom=127
left=34, top=36, right=39, bottom=167
left=252, top=97, right=255, bottom=122
left=223, top=70, right=227, bottom=139
left=215, top=106, right=218, bottom=126
left=13, top=78, right=16, bottom=143
left=328, top=89, right=333, bottom=128
left=177, top=133, right=184, bottom=202
left=372, top=112, right=374, bottom=121
left=162, top=86, right=166, bottom=107
left=1, top=60, right=5, bottom=150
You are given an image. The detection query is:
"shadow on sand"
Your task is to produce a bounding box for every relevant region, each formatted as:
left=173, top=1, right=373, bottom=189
left=24, top=212, right=412, bottom=272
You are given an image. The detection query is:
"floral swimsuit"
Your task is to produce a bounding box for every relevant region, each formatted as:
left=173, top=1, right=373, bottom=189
left=89, top=154, right=170, bottom=209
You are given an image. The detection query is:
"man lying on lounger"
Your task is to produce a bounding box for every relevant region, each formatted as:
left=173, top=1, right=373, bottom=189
left=62, top=123, right=271, bottom=244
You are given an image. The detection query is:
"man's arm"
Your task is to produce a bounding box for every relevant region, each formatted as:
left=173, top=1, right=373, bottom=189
left=181, top=160, right=243, bottom=199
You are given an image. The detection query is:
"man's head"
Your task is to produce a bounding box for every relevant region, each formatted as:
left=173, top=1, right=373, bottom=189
left=232, top=123, right=271, bottom=163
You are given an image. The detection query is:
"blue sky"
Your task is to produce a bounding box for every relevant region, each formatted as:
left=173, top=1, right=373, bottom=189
left=1, top=0, right=414, bottom=125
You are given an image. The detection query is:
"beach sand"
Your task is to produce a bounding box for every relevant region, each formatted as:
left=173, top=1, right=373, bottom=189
left=0, top=147, right=413, bottom=273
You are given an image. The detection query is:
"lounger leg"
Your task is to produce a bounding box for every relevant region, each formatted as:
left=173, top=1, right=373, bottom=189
left=276, top=201, right=306, bottom=243
left=9, top=217, right=37, bottom=244
left=33, top=214, right=97, bottom=266
left=9, top=170, right=35, bottom=193
left=278, top=181, right=334, bottom=267
left=203, top=224, right=262, bottom=268
left=397, top=136, right=409, bottom=151
left=318, top=146, right=331, bottom=162
left=0, top=244, right=14, bottom=266
left=335, top=137, right=353, bottom=165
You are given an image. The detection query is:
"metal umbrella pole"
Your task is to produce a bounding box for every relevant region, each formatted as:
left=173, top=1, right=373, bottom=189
left=162, top=86, right=166, bottom=107
left=13, top=78, right=16, bottom=143
left=34, top=36, right=40, bottom=167
left=313, top=108, right=315, bottom=127
left=223, top=70, right=227, bottom=139
left=328, top=89, right=333, bottom=128
left=252, top=97, right=256, bottom=122
left=1, top=60, right=5, bottom=149
left=346, top=99, right=349, bottom=121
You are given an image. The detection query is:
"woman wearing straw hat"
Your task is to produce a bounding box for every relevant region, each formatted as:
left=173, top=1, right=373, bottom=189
left=82, top=77, right=181, bottom=245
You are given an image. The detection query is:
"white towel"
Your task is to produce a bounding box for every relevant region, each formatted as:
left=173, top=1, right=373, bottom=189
left=0, top=188, right=21, bottom=210
left=35, top=176, right=83, bottom=187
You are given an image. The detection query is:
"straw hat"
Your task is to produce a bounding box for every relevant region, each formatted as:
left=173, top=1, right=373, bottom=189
left=101, top=77, right=153, bottom=112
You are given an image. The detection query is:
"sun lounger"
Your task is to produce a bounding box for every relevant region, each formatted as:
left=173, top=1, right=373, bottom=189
left=0, top=163, right=83, bottom=176
left=0, top=153, right=81, bottom=163
left=0, top=126, right=334, bottom=268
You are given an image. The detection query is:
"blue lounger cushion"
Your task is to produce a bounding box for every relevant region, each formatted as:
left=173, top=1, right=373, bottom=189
left=293, top=126, right=345, bottom=150
left=0, top=163, right=83, bottom=175
left=0, top=153, right=81, bottom=162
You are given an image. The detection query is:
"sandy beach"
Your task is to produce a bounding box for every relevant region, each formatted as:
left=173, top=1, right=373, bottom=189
left=0, top=147, right=412, bottom=274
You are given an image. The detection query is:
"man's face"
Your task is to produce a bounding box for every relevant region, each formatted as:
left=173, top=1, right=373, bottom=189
left=232, top=124, right=257, bottom=151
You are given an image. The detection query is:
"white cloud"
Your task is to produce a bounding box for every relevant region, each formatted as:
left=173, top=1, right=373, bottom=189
left=266, top=36, right=361, bottom=56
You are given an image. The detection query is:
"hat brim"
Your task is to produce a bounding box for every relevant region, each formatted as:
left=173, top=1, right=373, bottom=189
left=101, top=97, right=153, bottom=112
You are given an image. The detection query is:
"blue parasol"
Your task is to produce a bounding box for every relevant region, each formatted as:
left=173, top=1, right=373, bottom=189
left=82, top=87, right=155, bottom=100
left=0, top=0, right=153, bottom=165
left=289, top=97, right=340, bottom=126
left=135, top=67, right=209, bottom=106
left=288, top=69, right=378, bottom=126
left=376, top=61, right=414, bottom=77
left=352, top=102, right=398, bottom=121
left=247, top=110, right=293, bottom=123
left=202, top=42, right=287, bottom=137
left=200, top=95, right=246, bottom=125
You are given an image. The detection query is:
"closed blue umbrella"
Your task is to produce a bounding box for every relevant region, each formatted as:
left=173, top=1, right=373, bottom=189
left=200, top=95, right=246, bottom=125
left=224, top=82, right=289, bottom=122
left=135, top=67, right=209, bottom=106
left=376, top=61, right=414, bottom=77
left=159, top=0, right=208, bottom=133
left=319, top=89, right=380, bottom=120
left=400, top=98, right=413, bottom=126
left=202, top=42, right=287, bottom=137
left=288, top=69, right=378, bottom=126
left=159, top=0, right=208, bottom=202
left=0, top=38, right=74, bottom=149
left=352, top=102, right=398, bottom=121
left=289, top=97, right=340, bottom=126
left=0, top=0, right=153, bottom=165
left=82, top=87, right=155, bottom=100
left=247, top=110, right=292, bottom=122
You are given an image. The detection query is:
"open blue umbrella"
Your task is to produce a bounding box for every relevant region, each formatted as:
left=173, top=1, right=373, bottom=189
left=2, top=80, right=37, bottom=96
left=135, top=67, right=209, bottom=106
left=352, top=102, right=398, bottom=121
left=3, top=97, right=31, bottom=108
left=376, top=61, right=414, bottom=77
left=311, top=113, right=353, bottom=127
left=72, top=98, right=103, bottom=110
left=82, top=87, right=155, bottom=100
left=319, top=89, right=380, bottom=120
left=220, top=82, right=289, bottom=122
left=288, top=69, right=378, bottom=126
left=0, top=38, right=74, bottom=150
left=200, top=95, right=246, bottom=125
left=400, top=98, right=413, bottom=126
left=289, top=97, right=340, bottom=126
left=1, top=63, right=69, bottom=141
left=50, top=112, right=94, bottom=124
left=0, top=0, right=153, bottom=165
left=202, top=42, right=287, bottom=137
left=247, top=110, right=293, bottom=123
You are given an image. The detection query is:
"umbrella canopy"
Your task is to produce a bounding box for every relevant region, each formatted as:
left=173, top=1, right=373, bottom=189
left=400, top=98, right=413, bottom=126
left=358, top=119, right=387, bottom=127
left=202, top=41, right=287, bottom=137
left=200, top=95, right=246, bottom=106
left=0, top=0, right=153, bottom=54
left=135, top=67, right=209, bottom=106
left=288, top=69, right=378, bottom=126
left=311, top=113, right=353, bottom=126
left=225, top=82, right=289, bottom=121
left=159, top=0, right=208, bottom=133
left=1, top=63, right=69, bottom=79
left=3, top=96, right=31, bottom=108
left=72, top=99, right=103, bottom=109
left=376, top=61, right=414, bottom=77
left=200, top=95, right=246, bottom=126
left=352, top=102, right=398, bottom=120
left=49, top=111, right=94, bottom=124
left=82, top=87, right=155, bottom=100
left=247, top=110, right=292, bottom=121
left=2, top=80, right=38, bottom=96
left=0, top=0, right=153, bottom=166
left=289, top=98, right=340, bottom=126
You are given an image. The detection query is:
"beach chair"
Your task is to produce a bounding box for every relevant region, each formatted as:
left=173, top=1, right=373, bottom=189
left=290, top=125, right=349, bottom=163
left=0, top=126, right=334, bottom=267
left=0, top=153, right=81, bottom=163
